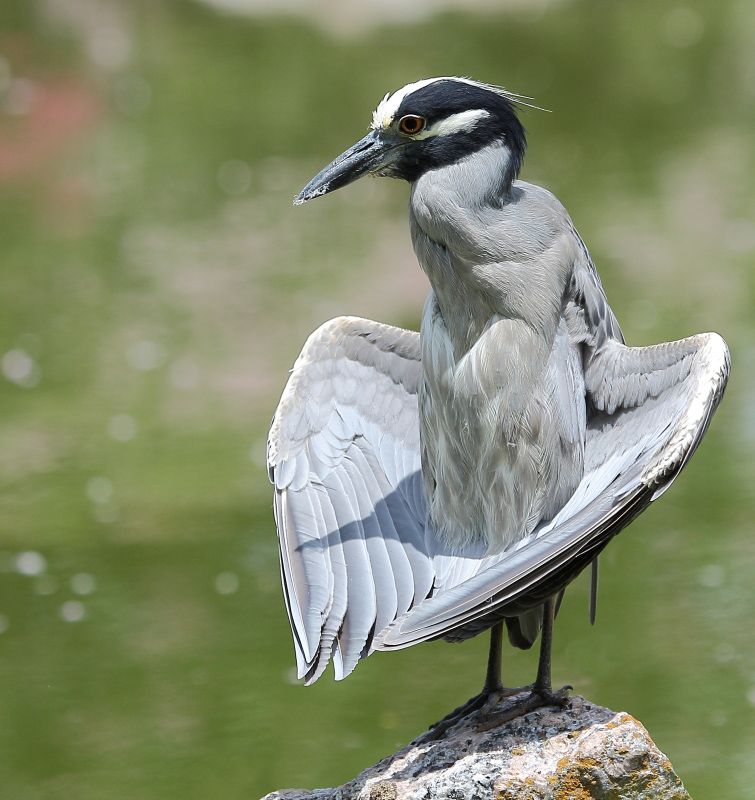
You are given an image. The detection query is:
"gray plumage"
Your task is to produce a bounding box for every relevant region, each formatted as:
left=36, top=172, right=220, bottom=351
left=268, top=77, right=729, bottom=686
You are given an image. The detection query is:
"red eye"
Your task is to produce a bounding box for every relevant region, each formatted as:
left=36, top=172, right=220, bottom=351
left=399, top=115, right=426, bottom=135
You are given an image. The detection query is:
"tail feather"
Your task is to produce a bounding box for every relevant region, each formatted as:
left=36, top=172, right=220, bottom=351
left=505, top=605, right=544, bottom=650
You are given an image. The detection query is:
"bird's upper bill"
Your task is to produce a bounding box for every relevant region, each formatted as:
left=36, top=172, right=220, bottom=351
left=294, top=77, right=528, bottom=205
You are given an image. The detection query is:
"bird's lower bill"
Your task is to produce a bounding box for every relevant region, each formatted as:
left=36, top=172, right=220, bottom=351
left=294, top=131, right=399, bottom=205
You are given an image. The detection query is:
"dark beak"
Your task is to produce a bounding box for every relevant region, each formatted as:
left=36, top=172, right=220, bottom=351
left=294, top=130, right=397, bottom=205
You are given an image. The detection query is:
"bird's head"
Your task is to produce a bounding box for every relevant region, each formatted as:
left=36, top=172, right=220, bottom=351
left=294, top=77, right=528, bottom=205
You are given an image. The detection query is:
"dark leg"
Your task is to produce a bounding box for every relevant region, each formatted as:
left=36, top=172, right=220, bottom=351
left=483, top=619, right=504, bottom=692
left=534, top=595, right=556, bottom=694
left=476, top=597, right=571, bottom=732
left=416, top=622, right=530, bottom=743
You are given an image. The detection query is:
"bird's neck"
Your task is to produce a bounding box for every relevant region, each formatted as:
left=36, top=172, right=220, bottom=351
left=412, top=142, right=517, bottom=212
left=408, top=144, right=522, bottom=357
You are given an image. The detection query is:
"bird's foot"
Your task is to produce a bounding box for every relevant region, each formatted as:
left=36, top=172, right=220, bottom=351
left=475, top=684, right=572, bottom=733
left=415, top=684, right=532, bottom=744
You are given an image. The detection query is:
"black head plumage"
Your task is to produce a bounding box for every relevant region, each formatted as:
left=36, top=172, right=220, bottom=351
left=386, top=79, right=527, bottom=184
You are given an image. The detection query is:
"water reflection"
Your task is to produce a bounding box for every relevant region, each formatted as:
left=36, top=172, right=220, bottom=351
left=0, top=1, right=752, bottom=799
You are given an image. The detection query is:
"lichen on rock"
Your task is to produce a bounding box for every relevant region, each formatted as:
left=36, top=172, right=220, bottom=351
left=262, top=695, right=691, bottom=800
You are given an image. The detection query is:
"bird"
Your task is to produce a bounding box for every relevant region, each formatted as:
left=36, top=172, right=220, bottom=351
left=267, top=77, right=729, bottom=736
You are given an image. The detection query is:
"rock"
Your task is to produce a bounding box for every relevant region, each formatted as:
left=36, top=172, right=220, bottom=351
left=262, top=695, right=691, bottom=800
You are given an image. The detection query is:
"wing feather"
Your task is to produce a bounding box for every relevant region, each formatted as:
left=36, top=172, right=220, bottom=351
left=340, top=452, right=398, bottom=639
left=349, top=443, right=415, bottom=619
left=322, top=468, right=377, bottom=678
left=303, top=484, right=346, bottom=684
left=281, top=489, right=332, bottom=658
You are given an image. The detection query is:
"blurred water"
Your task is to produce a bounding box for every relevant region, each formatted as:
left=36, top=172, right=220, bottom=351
left=0, top=1, right=753, bottom=798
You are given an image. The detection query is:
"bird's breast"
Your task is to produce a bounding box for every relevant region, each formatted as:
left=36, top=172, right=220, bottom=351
left=419, top=294, right=585, bottom=554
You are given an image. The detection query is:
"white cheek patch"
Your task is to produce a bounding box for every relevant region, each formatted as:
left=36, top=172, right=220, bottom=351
left=413, top=108, right=490, bottom=139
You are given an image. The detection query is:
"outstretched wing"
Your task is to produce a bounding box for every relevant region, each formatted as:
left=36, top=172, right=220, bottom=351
left=374, top=256, right=730, bottom=649
left=270, top=264, right=729, bottom=668
left=268, top=316, right=434, bottom=684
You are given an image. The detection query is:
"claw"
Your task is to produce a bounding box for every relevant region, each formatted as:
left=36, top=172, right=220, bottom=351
left=416, top=685, right=531, bottom=743
left=476, top=685, right=572, bottom=733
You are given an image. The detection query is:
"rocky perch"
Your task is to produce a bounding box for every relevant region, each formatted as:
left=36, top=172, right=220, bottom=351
left=262, top=695, right=691, bottom=800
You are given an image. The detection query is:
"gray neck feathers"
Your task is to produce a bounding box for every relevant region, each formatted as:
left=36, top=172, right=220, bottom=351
left=414, top=142, right=516, bottom=212
left=409, top=143, right=563, bottom=360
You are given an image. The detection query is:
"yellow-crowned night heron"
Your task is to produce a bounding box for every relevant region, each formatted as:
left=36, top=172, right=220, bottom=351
left=267, top=77, right=729, bottom=738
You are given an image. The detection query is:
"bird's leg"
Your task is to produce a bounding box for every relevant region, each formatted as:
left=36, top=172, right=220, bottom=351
left=483, top=618, right=505, bottom=694
left=533, top=595, right=558, bottom=697
left=476, top=597, right=571, bottom=733
left=481, top=619, right=534, bottom=700
left=417, top=622, right=530, bottom=743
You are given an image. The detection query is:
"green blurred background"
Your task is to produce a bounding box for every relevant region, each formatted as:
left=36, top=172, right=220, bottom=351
left=0, top=0, right=753, bottom=798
